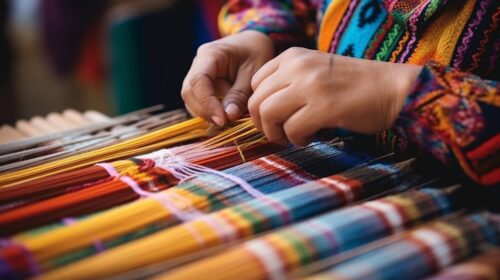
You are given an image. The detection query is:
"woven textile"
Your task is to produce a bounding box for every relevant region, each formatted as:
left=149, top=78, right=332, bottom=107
left=308, top=212, right=500, bottom=280
left=31, top=162, right=409, bottom=279
left=0, top=142, right=369, bottom=279
left=156, top=187, right=457, bottom=280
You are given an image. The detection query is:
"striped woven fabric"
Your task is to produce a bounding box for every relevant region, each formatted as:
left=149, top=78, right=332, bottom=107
left=306, top=212, right=500, bottom=280
left=154, top=187, right=456, bottom=280
left=0, top=118, right=264, bottom=214
left=0, top=142, right=275, bottom=212
left=425, top=248, right=500, bottom=280
left=32, top=162, right=409, bottom=279
left=0, top=159, right=143, bottom=212
left=0, top=142, right=369, bottom=279
left=0, top=142, right=280, bottom=235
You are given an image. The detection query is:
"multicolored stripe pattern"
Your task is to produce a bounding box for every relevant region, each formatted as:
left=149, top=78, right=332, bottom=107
left=310, top=212, right=500, bottom=280
left=0, top=142, right=369, bottom=279
left=160, top=187, right=457, bottom=280
left=220, top=0, right=500, bottom=75
left=171, top=142, right=368, bottom=212
left=179, top=163, right=406, bottom=246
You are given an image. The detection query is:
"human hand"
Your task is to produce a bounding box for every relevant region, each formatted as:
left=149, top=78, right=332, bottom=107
left=181, top=30, right=274, bottom=126
left=249, top=47, right=423, bottom=146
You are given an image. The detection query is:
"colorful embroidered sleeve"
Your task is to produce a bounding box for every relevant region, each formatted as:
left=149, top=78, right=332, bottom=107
left=218, top=0, right=318, bottom=52
left=394, top=62, right=500, bottom=186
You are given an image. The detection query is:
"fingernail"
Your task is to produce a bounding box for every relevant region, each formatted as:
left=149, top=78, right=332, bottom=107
left=225, top=103, right=240, bottom=118
left=211, top=116, right=224, bottom=127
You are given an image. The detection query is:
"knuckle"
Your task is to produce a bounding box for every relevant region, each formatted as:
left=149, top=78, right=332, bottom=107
left=228, top=88, right=250, bottom=101
left=250, top=75, right=259, bottom=90
left=189, top=73, right=208, bottom=88
left=180, top=87, right=192, bottom=102
left=198, top=96, right=211, bottom=106
left=197, top=43, right=213, bottom=54
left=307, top=69, right=328, bottom=83
left=285, top=47, right=301, bottom=56
left=283, top=125, right=302, bottom=146
left=266, top=133, right=281, bottom=144
left=283, top=47, right=307, bottom=60
left=247, top=96, right=258, bottom=116
left=292, top=56, right=311, bottom=68
left=259, top=102, right=274, bottom=121
left=180, top=89, right=189, bottom=100
left=197, top=42, right=228, bottom=57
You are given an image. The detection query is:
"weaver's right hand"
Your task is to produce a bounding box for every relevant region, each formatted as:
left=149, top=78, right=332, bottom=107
left=181, top=30, right=274, bottom=126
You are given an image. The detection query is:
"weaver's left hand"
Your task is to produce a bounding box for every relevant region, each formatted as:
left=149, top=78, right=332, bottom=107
left=249, top=47, right=423, bottom=146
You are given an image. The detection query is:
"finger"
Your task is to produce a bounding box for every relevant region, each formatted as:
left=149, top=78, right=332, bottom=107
left=189, top=73, right=226, bottom=126
left=184, top=102, right=196, bottom=117
left=250, top=54, right=282, bottom=91
left=248, top=72, right=290, bottom=132
left=283, top=105, right=329, bottom=147
left=222, top=67, right=253, bottom=120
left=259, top=87, right=306, bottom=146
left=182, top=67, right=200, bottom=116
left=251, top=47, right=304, bottom=90
left=182, top=54, right=227, bottom=126
left=182, top=87, right=215, bottom=122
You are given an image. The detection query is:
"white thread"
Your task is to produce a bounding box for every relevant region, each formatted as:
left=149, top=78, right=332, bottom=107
left=137, top=149, right=191, bottom=180
left=364, top=200, right=404, bottom=232
left=177, top=163, right=265, bottom=199
left=120, top=176, right=152, bottom=198
left=320, top=177, right=355, bottom=202
left=197, top=215, right=238, bottom=243
left=120, top=176, right=203, bottom=222
left=412, top=228, right=453, bottom=268
left=245, top=239, right=286, bottom=280
left=183, top=223, right=207, bottom=248
left=260, top=157, right=308, bottom=184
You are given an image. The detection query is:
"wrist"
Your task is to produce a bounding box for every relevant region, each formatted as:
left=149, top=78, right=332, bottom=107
left=238, top=30, right=274, bottom=56
left=393, top=64, right=423, bottom=115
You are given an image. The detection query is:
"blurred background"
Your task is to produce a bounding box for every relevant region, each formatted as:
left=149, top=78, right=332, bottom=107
left=0, top=0, right=224, bottom=124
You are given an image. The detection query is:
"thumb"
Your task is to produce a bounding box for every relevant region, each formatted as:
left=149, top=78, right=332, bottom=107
left=222, top=70, right=253, bottom=120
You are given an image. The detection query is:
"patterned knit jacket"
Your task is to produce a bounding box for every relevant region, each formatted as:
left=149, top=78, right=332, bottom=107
left=219, top=0, right=500, bottom=186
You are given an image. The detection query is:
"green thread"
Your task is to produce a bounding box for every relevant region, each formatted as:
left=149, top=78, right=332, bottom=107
left=424, top=0, right=441, bottom=20
left=376, top=23, right=404, bottom=61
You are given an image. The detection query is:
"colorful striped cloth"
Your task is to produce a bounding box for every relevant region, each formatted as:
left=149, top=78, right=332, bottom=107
left=32, top=162, right=409, bottom=279
left=156, top=187, right=456, bottom=280
left=307, top=212, right=500, bottom=280
left=0, top=142, right=280, bottom=235
left=0, top=158, right=145, bottom=212
left=218, top=0, right=500, bottom=186
left=162, top=142, right=368, bottom=211
left=0, top=142, right=369, bottom=279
